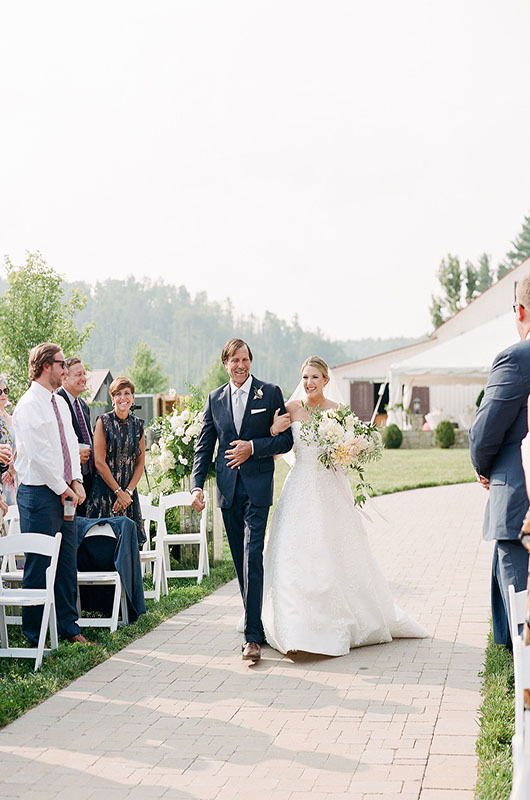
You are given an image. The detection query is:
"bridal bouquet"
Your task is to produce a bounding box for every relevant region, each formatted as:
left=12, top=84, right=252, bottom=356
left=299, top=405, right=383, bottom=506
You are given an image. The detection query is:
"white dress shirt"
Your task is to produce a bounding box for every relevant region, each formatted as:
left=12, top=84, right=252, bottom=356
left=14, top=381, right=82, bottom=495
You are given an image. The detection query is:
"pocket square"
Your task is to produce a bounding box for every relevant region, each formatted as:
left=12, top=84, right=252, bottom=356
left=251, top=408, right=267, bottom=414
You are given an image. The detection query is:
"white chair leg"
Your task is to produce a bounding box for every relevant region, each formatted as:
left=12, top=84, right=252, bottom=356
left=197, top=543, right=204, bottom=585
left=162, top=560, right=168, bottom=596
left=35, top=599, right=51, bottom=671
left=0, top=605, right=8, bottom=647
left=109, top=577, right=122, bottom=633
left=49, top=603, right=58, bottom=649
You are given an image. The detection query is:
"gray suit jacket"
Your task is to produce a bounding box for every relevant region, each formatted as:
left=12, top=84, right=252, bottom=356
left=469, top=339, right=530, bottom=540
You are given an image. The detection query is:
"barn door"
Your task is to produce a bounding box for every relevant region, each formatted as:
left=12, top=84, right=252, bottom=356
left=350, top=381, right=373, bottom=421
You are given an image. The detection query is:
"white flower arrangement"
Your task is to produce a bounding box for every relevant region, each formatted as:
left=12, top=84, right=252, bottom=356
left=148, top=386, right=213, bottom=488
left=300, top=404, right=383, bottom=506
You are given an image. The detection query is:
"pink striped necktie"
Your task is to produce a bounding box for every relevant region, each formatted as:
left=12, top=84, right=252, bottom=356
left=51, top=394, right=73, bottom=484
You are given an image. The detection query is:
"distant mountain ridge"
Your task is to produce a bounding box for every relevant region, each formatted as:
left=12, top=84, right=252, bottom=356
left=63, top=278, right=422, bottom=393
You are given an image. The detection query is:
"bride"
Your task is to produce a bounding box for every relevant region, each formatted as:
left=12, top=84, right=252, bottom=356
left=260, top=355, right=428, bottom=656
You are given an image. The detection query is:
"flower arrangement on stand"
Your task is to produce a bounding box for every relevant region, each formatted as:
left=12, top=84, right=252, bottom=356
left=299, top=404, right=383, bottom=506
left=148, top=385, right=214, bottom=491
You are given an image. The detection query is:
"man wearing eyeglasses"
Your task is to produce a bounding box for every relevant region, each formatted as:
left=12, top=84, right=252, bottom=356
left=470, top=273, right=530, bottom=650
left=13, top=342, right=96, bottom=646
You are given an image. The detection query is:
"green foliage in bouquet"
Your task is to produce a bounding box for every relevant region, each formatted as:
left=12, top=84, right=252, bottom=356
left=435, top=419, right=455, bottom=449
left=382, top=423, right=403, bottom=449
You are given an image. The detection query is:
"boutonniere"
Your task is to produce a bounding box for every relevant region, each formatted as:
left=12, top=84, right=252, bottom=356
left=253, top=385, right=264, bottom=400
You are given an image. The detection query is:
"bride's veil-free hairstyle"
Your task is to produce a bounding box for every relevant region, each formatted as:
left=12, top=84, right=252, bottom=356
left=283, top=366, right=346, bottom=466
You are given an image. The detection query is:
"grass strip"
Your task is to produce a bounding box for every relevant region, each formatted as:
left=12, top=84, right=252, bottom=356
left=0, top=559, right=235, bottom=729
left=475, top=631, right=514, bottom=800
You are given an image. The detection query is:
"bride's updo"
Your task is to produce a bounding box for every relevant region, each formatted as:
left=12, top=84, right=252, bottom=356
left=301, top=356, right=330, bottom=382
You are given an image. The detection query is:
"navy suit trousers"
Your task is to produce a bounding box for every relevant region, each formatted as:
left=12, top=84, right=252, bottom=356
left=18, top=484, right=81, bottom=644
left=491, top=539, right=529, bottom=649
left=221, top=474, right=269, bottom=644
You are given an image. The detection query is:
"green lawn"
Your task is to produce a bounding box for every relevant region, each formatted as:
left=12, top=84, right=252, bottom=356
left=475, top=632, right=514, bottom=800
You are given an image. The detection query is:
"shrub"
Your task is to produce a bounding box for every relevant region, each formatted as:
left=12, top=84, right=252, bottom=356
left=382, top=423, right=403, bottom=449
left=435, top=420, right=455, bottom=449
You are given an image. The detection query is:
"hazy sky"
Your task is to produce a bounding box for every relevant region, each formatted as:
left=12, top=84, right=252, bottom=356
left=1, top=1, right=529, bottom=340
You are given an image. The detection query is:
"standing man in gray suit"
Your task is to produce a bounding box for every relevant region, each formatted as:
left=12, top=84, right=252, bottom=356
left=470, top=273, right=530, bottom=649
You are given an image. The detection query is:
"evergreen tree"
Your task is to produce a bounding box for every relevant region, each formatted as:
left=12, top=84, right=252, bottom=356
left=429, top=254, right=463, bottom=327
left=202, top=359, right=228, bottom=395
left=429, top=296, right=444, bottom=330
left=476, top=253, right=493, bottom=292
left=128, top=341, right=168, bottom=394
left=464, top=261, right=479, bottom=303
left=497, top=212, right=530, bottom=278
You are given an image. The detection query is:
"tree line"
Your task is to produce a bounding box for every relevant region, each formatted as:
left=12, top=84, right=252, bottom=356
left=0, top=252, right=417, bottom=401
left=430, top=212, right=530, bottom=329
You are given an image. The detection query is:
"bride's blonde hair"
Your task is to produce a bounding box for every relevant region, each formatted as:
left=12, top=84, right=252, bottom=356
left=301, top=356, right=330, bottom=381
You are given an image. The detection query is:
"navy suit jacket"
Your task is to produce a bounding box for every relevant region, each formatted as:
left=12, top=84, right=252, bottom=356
left=469, top=339, right=530, bottom=541
left=191, top=376, right=293, bottom=508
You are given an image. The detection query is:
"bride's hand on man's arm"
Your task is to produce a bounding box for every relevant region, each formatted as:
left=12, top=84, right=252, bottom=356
left=270, top=409, right=291, bottom=436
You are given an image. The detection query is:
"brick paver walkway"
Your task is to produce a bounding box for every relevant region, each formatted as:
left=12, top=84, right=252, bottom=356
left=0, top=483, right=491, bottom=800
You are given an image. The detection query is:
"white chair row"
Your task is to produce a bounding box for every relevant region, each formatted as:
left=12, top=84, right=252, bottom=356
left=0, top=490, right=211, bottom=665
left=138, top=490, right=210, bottom=601
left=508, top=585, right=530, bottom=799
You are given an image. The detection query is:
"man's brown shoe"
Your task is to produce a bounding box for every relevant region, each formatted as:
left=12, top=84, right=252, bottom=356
left=68, top=633, right=100, bottom=646
left=242, top=642, right=261, bottom=662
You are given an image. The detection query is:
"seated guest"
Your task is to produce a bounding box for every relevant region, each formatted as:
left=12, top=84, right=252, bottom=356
left=56, top=358, right=93, bottom=514
left=85, top=376, right=146, bottom=547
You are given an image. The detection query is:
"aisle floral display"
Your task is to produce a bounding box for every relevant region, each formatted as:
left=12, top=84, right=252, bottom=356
left=148, top=385, right=214, bottom=490
left=299, top=404, right=383, bottom=506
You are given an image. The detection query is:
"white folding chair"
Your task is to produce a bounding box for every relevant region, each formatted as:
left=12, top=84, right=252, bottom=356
left=1, top=505, right=23, bottom=581
left=511, top=635, right=530, bottom=799
left=0, top=531, right=62, bottom=670
left=509, top=584, right=527, bottom=642
left=138, top=492, right=153, bottom=578
left=138, top=494, right=167, bottom=602
left=155, top=491, right=210, bottom=586
left=76, top=523, right=128, bottom=633
left=1, top=505, right=23, bottom=624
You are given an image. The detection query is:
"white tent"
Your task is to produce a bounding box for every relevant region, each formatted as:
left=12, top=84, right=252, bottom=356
left=387, top=312, right=518, bottom=427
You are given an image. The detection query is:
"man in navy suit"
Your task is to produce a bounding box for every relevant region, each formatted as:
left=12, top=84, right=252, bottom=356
left=57, top=358, right=94, bottom=515
left=470, top=273, right=530, bottom=649
left=191, top=338, right=293, bottom=662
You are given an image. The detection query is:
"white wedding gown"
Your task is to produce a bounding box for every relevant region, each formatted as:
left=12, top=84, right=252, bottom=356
left=260, top=421, right=428, bottom=655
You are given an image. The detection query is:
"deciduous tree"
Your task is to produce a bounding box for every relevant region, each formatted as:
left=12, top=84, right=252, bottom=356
left=0, top=252, right=92, bottom=400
